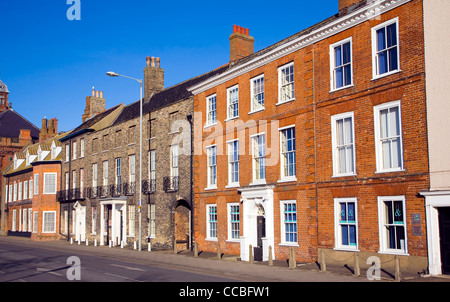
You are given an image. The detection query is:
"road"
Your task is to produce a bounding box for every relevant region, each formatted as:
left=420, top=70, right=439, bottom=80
left=0, top=239, right=240, bottom=282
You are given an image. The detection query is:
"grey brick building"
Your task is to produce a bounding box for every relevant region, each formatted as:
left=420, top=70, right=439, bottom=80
left=58, top=57, right=227, bottom=250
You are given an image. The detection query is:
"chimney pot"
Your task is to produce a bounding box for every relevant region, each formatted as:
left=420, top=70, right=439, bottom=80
left=100, top=91, right=103, bottom=98
left=146, top=56, right=151, bottom=67
left=156, top=57, right=160, bottom=68
left=233, top=24, right=237, bottom=33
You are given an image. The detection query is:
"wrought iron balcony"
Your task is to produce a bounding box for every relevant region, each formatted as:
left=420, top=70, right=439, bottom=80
left=123, top=182, right=136, bottom=196
left=57, top=188, right=86, bottom=202
left=163, top=176, right=179, bottom=192
left=109, top=184, right=122, bottom=197
left=142, top=179, right=156, bottom=194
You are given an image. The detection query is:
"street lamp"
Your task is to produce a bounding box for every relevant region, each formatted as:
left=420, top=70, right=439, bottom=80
left=106, top=71, right=143, bottom=251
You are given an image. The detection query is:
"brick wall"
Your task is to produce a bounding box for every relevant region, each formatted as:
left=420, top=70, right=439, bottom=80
left=193, top=0, right=429, bottom=267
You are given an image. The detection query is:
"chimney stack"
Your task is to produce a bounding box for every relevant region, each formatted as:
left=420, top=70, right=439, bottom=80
left=229, top=25, right=254, bottom=63
left=144, top=56, right=164, bottom=100
left=39, top=117, right=58, bottom=142
left=338, top=0, right=365, bottom=13
left=82, top=87, right=106, bottom=123
left=19, top=129, right=32, bottom=145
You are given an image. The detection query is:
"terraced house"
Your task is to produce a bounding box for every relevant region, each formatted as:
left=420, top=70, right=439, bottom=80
left=58, top=57, right=227, bottom=251
left=2, top=118, right=66, bottom=240
left=189, top=0, right=435, bottom=274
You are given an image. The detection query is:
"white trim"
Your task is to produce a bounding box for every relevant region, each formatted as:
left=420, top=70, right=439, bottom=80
left=371, top=17, right=401, bottom=80
left=206, top=204, right=218, bottom=241
left=227, top=202, right=241, bottom=242
left=279, top=200, right=299, bottom=246
left=331, top=112, right=357, bottom=177
left=329, top=37, right=353, bottom=92
left=205, top=94, right=217, bottom=128
left=373, top=100, right=404, bottom=173
left=188, top=0, right=412, bottom=95
left=377, top=195, right=408, bottom=255
left=277, top=62, right=295, bottom=105
left=226, top=84, right=239, bottom=120
left=279, top=125, right=297, bottom=181
left=250, top=74, right=265, bottom=113
left=227, top=139, right=240, bottom=187
left=251, top=133, right=266, bottom=183
left=42, top=211, right=56, bottom=233
left=43, top=172, right=57, bottom=195
left=206, top=145, right=217, bottom=189
left=334, top=197, right=359, bottom=251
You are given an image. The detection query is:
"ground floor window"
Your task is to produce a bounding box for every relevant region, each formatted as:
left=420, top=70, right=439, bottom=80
left=334, top=198, right=358, bottom=250
left=227, top=203, right=240, bottom=240
left=280, top=200, right=297, bottom=245
left=43, top=211, right=56, bottom=233
left=207, top=204, right=217, bottom=240
left=378, top=196, right=407, bottom=254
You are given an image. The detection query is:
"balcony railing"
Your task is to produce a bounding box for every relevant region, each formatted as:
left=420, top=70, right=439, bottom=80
left=142, top=179, right=156, bottom=194
left=123, top=182, right=136, bottom=196
left=163, top=176, right=179, bottom=192
left=57, top=188, right=86, bottom=202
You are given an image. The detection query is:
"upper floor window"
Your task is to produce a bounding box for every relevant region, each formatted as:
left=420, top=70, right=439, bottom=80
left=115, top=158, right=122, bottom=191
left=72, top=141, right=77, bottom=160
left=206, top=94, right=217, bottom=126
left=206, top=145, right=217, bottom=189
left=227, top=85, right=239, bottom=119
left=252, top=133, right=266, bottom=183
left=129, top=154, right=136, bottom=184
left=278, top=62, right=295, bottom=104
left=43, top=173, right=57, bottom=195
left=80, top=138, right=85, bottom=158
left=227, top=140, right=239, bottom=186
left=331, top=112, right=356, bottom=177
left=374, top=101, right=403, bottom=172
left=280, top=126, right=296, bottom=181
left=372, top=18, right=400, bottom=78
left=251, top=75, right=265, bottom=112
left=331, top=38, right=352, bottom=91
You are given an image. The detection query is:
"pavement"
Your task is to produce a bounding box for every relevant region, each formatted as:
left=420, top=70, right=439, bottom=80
left=1, top=235, right=449, bottom=283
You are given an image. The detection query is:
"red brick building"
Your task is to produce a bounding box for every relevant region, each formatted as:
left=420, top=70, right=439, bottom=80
left=189, top=0, right=429, bottom=273
left=2, top=119, right=66, bottom=240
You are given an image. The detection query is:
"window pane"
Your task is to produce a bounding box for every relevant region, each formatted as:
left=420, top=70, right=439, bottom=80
left=349, top=225, right=357, bottom=245
left=386, top=23, right=397, bottom=48
left=347, top=202, right=355, bottom=222
left=342, top=42, right=351, bottom=64
left=336, top=67, right=343, bottom=88
left=342, top=225, right=349, bottom=245
left=378, top=51, right=388, bottom=75
left=335, top=46, right=342, bottom=66
left=388, top=47, right=398, bottom=72
left=344, top=65, right=352, bottom=86
left=377, top=28, right=386, bottom=51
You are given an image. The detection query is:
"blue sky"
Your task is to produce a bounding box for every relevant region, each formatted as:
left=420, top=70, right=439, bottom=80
left=0, top=0, right=338, bottom=132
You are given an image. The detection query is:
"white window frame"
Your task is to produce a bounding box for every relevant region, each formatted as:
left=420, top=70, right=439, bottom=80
left=377, top=195, right=408, bottom=255
left=13, top=182, right=17, bottom=201
left=18, top=182, right=22, bottom=201
left=23, top=181, right=28, bottom=200
left=128, top=205, right=135, bottom=237
left=279, top=125, right=297, bottom=182
left=34, top=174, right=39, bottom=195
left=280, top=200, right=298, bottom=246
left=22, top=209, right=27, bottom=232
left=42, top=211, right=56, bottom=233
left=371, top=18, right=401, bottom=79
left=28, top=208, right=32, bottom=232
left=206, top=94, right=217, bottom=127
left=206, top=145, right=217, bottom=189
left=227, top=203, right=240, bottom=242
left=65, top=144, right=69, bottom=162
left=72, top=141, right=77, bottom=160
left=206, top=204, right=218, bottom=241
left=33, top=211, right=38, bottom=233
left=251, top=133, right=266, bottom=184
left=12, top=210, right=17, bottom=231
left=29, top=178, right=33, bottom=198
left=330, top=37, right=353, bottom=92
left=8, top=184, right=12, bottom=203
left=115, top=158, right=122, bottom=188
left=149, top=150, right=156, bottom=192
left=278, top=62, right=295, bottom=104
left=334, top=198, right=358, bottom=251
left=250, top=74, right=265, bottom=113
left=374, top=100, right=404, bottom=173
left=92, top=163, right=98, bottom=195
left=331, top=112, right=356, bottom=177
left=226, top=85, right=239, bottom=120
left=226, top=139, right=239, bottom=188
left=43, top=173, right=57, bottom=195
left=149, top=203, right=156, bottom=238
left=129, top=154, right=136, bottom=184
left=80, top=138, right=85, bottom=158
left=91, top=207, right=97, bottom=234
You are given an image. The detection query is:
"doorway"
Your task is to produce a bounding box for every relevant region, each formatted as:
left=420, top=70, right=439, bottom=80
left=74, top=202, right=86, bottom=242
left=439, top=207, right=450, bottom=274
left=254, top=215, right=266, bottom=261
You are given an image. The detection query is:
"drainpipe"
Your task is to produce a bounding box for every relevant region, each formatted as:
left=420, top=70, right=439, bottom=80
left=187, top=113, right=193, bottom=251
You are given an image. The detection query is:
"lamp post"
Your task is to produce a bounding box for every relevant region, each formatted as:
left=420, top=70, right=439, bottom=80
left=106, top=71, right=143, bottom=251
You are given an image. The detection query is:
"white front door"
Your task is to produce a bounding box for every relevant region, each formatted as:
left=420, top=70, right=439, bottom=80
left=74, top=204, right=86, bottom=242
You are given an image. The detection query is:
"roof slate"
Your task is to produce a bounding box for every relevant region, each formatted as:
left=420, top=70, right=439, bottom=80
left=0, top=109, right=40, bottom=139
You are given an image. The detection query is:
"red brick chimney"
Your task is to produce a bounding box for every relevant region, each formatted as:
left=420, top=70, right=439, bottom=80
left=144, top=57, right=164, bottom=100
left=19, top=129, right=32, bottom=145
left=229, top=25, right=254, bottom=63
left=339, top=0, right=365, bottom=12
left=39, top=117, right=58, bottom=142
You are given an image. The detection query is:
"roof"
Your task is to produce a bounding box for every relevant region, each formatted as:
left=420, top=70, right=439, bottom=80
left=3, top=131, right=69, bottom=176
left=187, top=0, right=397, bottom=94
left=111, top=64, right=230, bottom=126
left=0, top=109, right=40, bottom=139
left=60, top=104, right=123, bottom=141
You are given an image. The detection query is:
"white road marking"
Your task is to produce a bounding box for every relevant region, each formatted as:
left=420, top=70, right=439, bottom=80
left=104, top=272, right=143, bottom=282
left=110, top=264, right=146, bottom=272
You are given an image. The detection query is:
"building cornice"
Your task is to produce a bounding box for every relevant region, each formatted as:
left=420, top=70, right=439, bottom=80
left=188, top=0, right=412, bottom=95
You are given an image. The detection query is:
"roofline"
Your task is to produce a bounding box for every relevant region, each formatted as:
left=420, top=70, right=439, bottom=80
left=60, top=128, right=95, bottom=142
left=187, top=0, right=411, bottom=94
